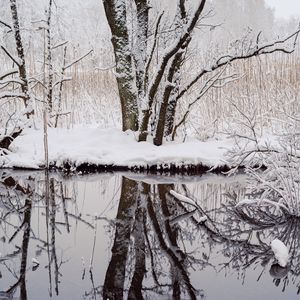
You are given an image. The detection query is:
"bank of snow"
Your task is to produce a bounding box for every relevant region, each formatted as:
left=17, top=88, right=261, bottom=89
left=0, top=127, right=232, bottom=170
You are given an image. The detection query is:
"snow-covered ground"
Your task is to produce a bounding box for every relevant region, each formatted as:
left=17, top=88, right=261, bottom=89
left=0, top=127, right=234, bottom=170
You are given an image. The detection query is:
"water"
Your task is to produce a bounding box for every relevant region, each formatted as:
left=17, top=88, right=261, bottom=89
left=0, top=170, right=298, bottom=299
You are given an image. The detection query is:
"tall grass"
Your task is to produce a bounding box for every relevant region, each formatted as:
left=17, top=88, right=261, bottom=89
left=1, top=48, right=300, bottom=135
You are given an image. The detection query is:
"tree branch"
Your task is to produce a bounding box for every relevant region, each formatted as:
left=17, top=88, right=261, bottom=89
left=1, top=45, right=21, bottom=66
left=143, top=11, right=164, bottom=91
left=64, top=49, right=93, bottom=70
left=0, top=20, right=12, bottom=30
left=177, top=28, right=300, bottom=101
left=0, top=68, right=19, bottom=80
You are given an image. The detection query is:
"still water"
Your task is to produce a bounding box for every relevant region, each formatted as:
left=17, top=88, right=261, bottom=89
left=0, top=170, right=298, bottom=299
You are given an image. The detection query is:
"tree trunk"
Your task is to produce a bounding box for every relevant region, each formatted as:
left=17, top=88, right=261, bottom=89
left=103, top=0, right=139, bottom=131
left=138, top=0, right=206, bottom=142
left=10, top=0, right=32, bottom=118
left=103, top=177, right=138, bottom=299
left=0, top=0, right=32, bottom=152
left=134, top=0, right=149, bottom=99
left=46, top=0, right=54, bottom=113
left=128, top=183, right=147, bottom=300
left=154, top=51, right=184, bottom=146
left=165, top=98, right=177, bottom=137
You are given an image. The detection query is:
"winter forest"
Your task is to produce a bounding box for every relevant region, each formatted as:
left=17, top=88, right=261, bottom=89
left=1, top=0, right=300, bottom=299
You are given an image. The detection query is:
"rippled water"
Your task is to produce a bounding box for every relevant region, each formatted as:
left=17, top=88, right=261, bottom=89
left=0, top=170, right=298, bottom=299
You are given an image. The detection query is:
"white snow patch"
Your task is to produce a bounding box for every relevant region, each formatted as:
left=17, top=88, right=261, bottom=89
left=32, top=257, right=40, bottom=265
left=170, top=190, right=197, bottom=207
left=235, top=199, right=257, bottom=207
left=271, top=238, right=289, bottom=267
left=0, top=127, right=232, bottom=170
left=198, top=216, right=208, bottom=223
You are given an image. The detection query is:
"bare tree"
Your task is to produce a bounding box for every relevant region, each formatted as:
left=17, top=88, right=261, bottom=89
left=0, top=0, right=33, bottom=150
left=103, top=0, right=300, bottom=145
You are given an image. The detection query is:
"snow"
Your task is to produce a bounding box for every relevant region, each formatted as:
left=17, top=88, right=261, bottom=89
left=0, top=127, right=233, bottom=170
left=198, top=216, right=208, bottom=223
left=235, top=199, right=257, bottom=207
left=271, top=238, right=289, bottom=267
left=170, top=190, right=198, bottom=207
left=31, top=257, right=40, bottom=265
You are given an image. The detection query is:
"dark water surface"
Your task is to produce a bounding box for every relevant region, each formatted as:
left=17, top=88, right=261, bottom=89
left=0, top=170, right=298, bottom=299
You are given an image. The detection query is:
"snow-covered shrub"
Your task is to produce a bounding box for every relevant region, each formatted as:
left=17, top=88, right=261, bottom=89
left=227, top=101, right=300, bottom=219
left=245, top=152, right=300, bottom=217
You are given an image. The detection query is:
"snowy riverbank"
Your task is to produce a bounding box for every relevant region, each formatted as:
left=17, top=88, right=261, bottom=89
left=0, top=127, right=234, bottom=171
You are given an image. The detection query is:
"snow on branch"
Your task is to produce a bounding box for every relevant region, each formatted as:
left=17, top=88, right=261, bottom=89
left=0, top=91, right=26, bottom=99
left=177, top=28, right=300, bottom=101
left=144, top=11, right=164, bottom=89
left=147, top=0, right=206, bottom=103
left=271, top=239, right=289, bottom=267
left=0, top=20, right=12, bottom=30
left=51, top=40, right=68, bottom=50
left=0, top=78, right=24, bottom=86
left=53, top=76, right=72, bottom=88
left=170, top=190, right=199, bottom=208
left=1, top=45, right=22, bottom=66
left=172, top=67, right=241, bottom=138
left=0, top=68, right=18, bottom=80
left=63, top=49, right=93, bottom=70
left=236, top=198, right=289, bottom=213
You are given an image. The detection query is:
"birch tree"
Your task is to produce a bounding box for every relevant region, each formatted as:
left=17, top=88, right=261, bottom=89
left=103, top=0, right=300, bottom=145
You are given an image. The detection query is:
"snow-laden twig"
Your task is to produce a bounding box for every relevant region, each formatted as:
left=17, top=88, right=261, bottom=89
left=64, top=49, right=93, bottom=70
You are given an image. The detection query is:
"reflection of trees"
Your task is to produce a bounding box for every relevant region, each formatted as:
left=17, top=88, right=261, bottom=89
left=2, top=171, right=300, bottom=298
left=185, top=185, right=300, bottom=294
left=103, top=177, right=139, bottom=299
left=103, top=177, right=202, bottom=299
left=0, top=171, right=94, bottom=299
left=0, top=175, right=32, bottom=300
left=103, top=175, right=300, bottom=299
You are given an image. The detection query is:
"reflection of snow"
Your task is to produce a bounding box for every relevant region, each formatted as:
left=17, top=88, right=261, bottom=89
left=271, top=239, right=289, bottom=267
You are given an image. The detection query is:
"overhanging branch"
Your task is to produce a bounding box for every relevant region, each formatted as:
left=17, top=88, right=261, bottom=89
left=177, top=28, right=300, bottom=101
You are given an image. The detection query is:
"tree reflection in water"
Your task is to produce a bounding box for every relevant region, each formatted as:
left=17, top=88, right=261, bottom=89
left=0, top=170, right=93, bottom=299
left=0, top=171, right=300, bottom=299
left=103, top=175, right=300, bottom=299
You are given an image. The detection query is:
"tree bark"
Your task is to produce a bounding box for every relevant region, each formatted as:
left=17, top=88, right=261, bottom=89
left=103, top=177, right=138, bottom=299
left=10, top=0, right=32, bottom=117
left=138, top=0, right=206, bottom=141
left=103, top=0, right=139, bottom=131
left=134, top=0, right=149, bottom=99
left=153, top=51, right=185, bottom=146
left=46, top=0, right=54, bottom=113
